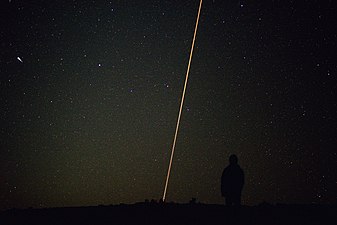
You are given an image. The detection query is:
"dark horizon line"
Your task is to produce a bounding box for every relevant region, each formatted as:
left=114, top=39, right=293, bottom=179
left=2, top=200, right=337, bottom=212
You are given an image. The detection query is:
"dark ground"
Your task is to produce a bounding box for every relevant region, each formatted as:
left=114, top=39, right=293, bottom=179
left=1, top=202, right=337, bottom=225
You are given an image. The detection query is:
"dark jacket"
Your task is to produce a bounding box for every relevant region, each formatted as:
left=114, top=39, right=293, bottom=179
left=221, top=164, right=244, bottom=197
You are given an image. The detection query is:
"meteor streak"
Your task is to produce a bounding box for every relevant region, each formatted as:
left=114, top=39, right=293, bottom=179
left=17, top=57, right=23, bottom=63
left=162, top=0, right=203, bottom=202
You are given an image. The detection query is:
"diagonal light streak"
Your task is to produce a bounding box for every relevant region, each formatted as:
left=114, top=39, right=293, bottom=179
left=162, top=0, right=203, bottom=202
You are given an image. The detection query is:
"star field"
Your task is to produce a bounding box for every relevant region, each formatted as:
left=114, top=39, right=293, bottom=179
left=1, top=0, right=337, bottom=209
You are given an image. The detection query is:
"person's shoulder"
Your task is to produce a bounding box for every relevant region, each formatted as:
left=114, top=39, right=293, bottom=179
left=222, top=166, right=230, bottom=173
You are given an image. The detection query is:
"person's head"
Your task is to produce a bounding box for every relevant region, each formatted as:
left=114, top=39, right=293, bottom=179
left=229, top=154, right=238, bottom=165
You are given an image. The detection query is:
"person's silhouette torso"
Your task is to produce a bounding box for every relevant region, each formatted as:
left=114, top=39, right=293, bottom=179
left=221, top=154, right=244, bottom=206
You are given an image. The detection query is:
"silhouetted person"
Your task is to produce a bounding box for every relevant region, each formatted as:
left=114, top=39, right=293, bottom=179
left=221, top=154, right=244, bottom=206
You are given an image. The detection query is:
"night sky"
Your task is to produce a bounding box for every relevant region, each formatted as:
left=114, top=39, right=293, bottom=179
left=1, top=0, right=337, bottom=210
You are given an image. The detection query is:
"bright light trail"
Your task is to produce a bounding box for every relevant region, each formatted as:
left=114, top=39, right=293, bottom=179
left=162, top=0, right=203, bottom=202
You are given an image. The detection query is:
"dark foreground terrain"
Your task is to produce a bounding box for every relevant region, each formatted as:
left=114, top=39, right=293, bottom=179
left=1, top=202, right=337, bottom=225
